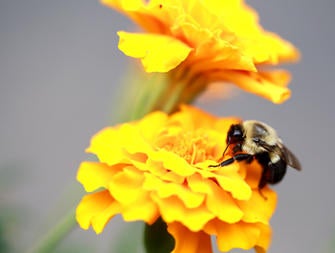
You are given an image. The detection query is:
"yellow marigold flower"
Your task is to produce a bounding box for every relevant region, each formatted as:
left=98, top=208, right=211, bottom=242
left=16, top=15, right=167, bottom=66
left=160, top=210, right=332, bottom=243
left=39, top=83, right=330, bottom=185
left=101, top=0, right=300, bottom=104
left=76, top=105, right=277, bottom=253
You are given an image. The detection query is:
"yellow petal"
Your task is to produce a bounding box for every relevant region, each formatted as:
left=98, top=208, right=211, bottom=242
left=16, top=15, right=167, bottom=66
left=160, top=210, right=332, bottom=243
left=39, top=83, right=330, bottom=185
left=87, top=124, right=152, bottom=165
left=76, top=190, right=119, bottom=233
left=136, top=111, right=169, bottom=141
left=143, top=173, right=205, bottom=208
left=193, top=162, right=252, bottom=200
left=150, top=149, right=196, bottom=177
left=117, top=31, right=192, bottom=72
left=122, top=194, right=160, bottom=225
left=215, top=172, right=252, bottom=200
left=77, top=161, right=117, bottom=192
left=85, top=127, right=128, bottom=165
left=167, top=222, right=212, bottom=253
left=205, top=180, right=243, bottom=223
left=187, top=173, right=213, bottom=194
left=153, top=195, right=214, bottom=232
left=108, top=166, right=144, bottom=205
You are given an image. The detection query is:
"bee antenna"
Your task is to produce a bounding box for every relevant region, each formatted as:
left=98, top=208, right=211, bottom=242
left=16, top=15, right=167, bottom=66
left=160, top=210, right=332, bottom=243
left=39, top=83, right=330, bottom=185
left=222, top=142, right=230, bottom=156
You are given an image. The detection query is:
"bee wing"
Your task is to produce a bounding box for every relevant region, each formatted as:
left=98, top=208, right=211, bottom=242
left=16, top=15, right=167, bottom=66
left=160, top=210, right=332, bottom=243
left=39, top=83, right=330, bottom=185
left=280, top=144, right=302, bottom=171
left=256, top=139, right=302, bottom=171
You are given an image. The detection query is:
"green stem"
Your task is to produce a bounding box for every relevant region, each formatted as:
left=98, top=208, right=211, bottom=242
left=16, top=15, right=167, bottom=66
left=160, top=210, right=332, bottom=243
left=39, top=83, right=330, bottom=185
left=26, top=207, right=77, bottom=253
left=144, top=218, right=174, bottom=253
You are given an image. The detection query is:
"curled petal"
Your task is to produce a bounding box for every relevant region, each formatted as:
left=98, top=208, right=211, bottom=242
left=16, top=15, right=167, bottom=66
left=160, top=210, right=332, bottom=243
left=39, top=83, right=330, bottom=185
left=144, top=173, right=205, bottom=208
left=205, top=180, right=243, bottom=223
left=108, top=166, right=144, bottom=205
left=76, top=190, right=120, bottom=233
left=121, top=194, right=160, bottom=225
left=194, top=162, right=252, bottom=201
left=118, top=31, right=192, bottom=72
left=211, top=70, right=292, bottom=104
left=77, top=161, right=118, bottom=192
left=238, top=187, right=277, bottom=224
left=149, top=150, right=196, bottom=177
left=167, top=222, right=212, bottom=253
left=205, top=219, right=263, bottom=252
left=153, top=195, right=214, bottom=232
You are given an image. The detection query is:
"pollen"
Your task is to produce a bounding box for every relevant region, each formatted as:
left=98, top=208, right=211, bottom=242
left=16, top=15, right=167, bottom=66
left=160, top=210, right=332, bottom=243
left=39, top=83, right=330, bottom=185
left=155, top=128, right=216, bottom=165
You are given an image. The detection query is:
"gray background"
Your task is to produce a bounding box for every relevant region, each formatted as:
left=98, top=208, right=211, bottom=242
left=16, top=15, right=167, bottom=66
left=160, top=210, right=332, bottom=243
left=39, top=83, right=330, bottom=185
left=1, top=0, right=335, bottom=252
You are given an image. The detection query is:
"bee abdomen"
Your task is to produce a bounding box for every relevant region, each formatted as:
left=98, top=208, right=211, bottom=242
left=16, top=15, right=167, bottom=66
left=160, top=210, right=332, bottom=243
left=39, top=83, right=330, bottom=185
left=255, top=153, right=287, bottom=189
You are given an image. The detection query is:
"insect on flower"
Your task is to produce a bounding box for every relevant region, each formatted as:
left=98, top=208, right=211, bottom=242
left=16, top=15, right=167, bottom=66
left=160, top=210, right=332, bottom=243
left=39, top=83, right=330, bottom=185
left=210, top=120, right=301, bottom=197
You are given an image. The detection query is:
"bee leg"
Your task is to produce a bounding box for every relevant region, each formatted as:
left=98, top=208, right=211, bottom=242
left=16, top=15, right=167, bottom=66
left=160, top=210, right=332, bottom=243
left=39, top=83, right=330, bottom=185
left=258, top=166, right=274, bottom=201
left=258, top=188, right=268, bottom=201
left=209, top=153, right=253, bottom=168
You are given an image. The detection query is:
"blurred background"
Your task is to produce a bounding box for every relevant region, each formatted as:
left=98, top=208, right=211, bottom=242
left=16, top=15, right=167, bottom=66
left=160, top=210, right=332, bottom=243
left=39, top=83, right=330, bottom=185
left=1, top=0, right=335, bottom=252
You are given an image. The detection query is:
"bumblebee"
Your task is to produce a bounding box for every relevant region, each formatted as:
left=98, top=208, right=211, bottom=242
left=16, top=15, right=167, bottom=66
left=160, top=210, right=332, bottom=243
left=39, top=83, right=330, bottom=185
left=210, top=120, right=301, bottom=191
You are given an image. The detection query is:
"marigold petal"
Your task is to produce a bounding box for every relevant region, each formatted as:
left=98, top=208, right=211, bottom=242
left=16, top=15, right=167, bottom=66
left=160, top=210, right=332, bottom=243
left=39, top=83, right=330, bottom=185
left=117, top=31, right=192, bottom=72
left=212, top=70, right=291, bottom=104
left=134, top=158, right=185, bottom=184
left=205, top=219, right=262, bottom=252
left=144, top=173, right=205, bottom=208
left=121, top=195, right=160, bottom=225
left=187, top=173, right=212, bottom=194
left=205, top=180, right=243, bottom=223
left=238, top=187, right=277, bottom=224
left=150, top=149, right=196, bottom=177
left=255, top=223, right=272, bottom=253
left=243, top=161, right=262, bottom=189
left=108, top=166, right=144, bottom=205
left=167, top=222, right=212, bottom=253
left=136, top=111, right=169, bottom=141
left=153, top=195, right=214, bottom=232
left=174, top=104, right=218, bottom=129
left=215, top=174, right=252, bottom=200
left=194, top=162, right=252, bottom=200
left=77, top=161, right=116, bottom=192
left=87, top=124, right=152, bottom=165
left=76, top=190, right=120, bottom=233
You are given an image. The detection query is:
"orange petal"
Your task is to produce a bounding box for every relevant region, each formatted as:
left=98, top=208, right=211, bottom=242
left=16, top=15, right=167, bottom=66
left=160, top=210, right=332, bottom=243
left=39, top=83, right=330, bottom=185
left=117, top=31, right=192, bottom=72
left=205, top=180, right=243, bottom=223
left=211, top=70, right=291, bottom=104
left=238, top=187, right=277, bottom=224
left=76, top=190, right=120, bottom=234
left=167, top=222, right=212, bottom=253
left=205, top=219, right=262, bottom=252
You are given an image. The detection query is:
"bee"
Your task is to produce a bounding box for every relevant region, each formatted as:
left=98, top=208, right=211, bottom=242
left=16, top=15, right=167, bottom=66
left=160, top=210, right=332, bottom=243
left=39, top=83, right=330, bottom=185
left=210, top=120, right=301, bottom=195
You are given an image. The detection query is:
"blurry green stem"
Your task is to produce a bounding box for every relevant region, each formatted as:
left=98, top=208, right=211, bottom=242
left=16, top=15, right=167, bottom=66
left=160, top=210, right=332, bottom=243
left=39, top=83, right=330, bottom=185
left=144, top=218, right=174, bottom=253
left=26, top=207, right=76, bottom=253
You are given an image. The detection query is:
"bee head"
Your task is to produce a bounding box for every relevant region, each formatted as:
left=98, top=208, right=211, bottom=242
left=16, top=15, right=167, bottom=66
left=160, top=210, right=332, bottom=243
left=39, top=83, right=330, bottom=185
left=227, top=124, right=244, bottom=145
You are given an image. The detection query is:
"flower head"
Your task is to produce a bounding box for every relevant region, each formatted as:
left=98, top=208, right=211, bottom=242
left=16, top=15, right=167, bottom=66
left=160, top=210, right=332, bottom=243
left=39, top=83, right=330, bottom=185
left=76, top=105, right=277, bottom=252
left=102, top=0, right=299, bottom=104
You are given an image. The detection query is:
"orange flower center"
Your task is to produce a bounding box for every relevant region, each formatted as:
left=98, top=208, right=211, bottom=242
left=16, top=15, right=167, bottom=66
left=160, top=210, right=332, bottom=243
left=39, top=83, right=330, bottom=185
left=156, top=128, right=216, bottom=165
